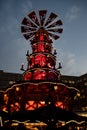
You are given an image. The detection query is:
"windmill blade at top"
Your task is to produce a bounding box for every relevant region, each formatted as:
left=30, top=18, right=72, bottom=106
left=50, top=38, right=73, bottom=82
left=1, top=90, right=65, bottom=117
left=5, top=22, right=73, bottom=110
left=39, top=10, right=47, bottom=26
left=23, top=32, right=36, bottom=40
left=21, top=10, right=63, bottom=41
left=48, top=32, right=60, bottom=40
left=45, top=12, right=57, bottom=26
left=28, top=11, right=40, bottom=27
left=21, top=26, right=37, bottom=33
left=47, top=19, right=63, bottom=28
left=21, top=17, right=37, bottom=28
left=47, top=28, right=63, bottom=34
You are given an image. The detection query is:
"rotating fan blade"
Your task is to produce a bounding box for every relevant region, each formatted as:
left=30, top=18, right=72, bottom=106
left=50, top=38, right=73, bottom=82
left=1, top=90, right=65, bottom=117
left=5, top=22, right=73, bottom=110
left=21, top=10, right=63, bottom=41
left=48, top=32, right=60, bottom=40
left=45, top=12, right=57, bottom=26
left=23, top=32, right=36, bottom=40
left=21, top=26, right=37, bottom=33
left=47, top=20, right=63, bottom=28
left=39, top=10, right=47, bottom=26
left=28, top=11, right=40, bottom=26
left=47, top=28, right=63, bottom=33
left=22, top=17, right=37, bottom=28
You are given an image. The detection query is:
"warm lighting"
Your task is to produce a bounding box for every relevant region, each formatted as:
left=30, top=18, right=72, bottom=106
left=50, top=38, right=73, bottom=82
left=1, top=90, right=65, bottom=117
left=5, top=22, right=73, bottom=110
left=11, top=104, right=14, bottom=107
left=77, top=126, right=80, bottom=130
left=2, top=106, right=7, bottom=112
left=4, top=94, right=7, bottom=97
left=4, top=94, right=8, bottom=104
left=11, top=123, right=19, bottom=126
left=9, top=81, right=15, bottom=84
left=62, top=121, right=66, bottom=126
left=38, top=101, right=45, bottom=108
left=24, top=122, right=47, bottom=129
left=10, top=102, right=20, bottom=112
left=16, top=87, right=20, bottom=91
left=55, top=101, right=64, bottom=109
left=54, top=86, right=58, bottom=90
left=40, top=101, right=45, bottom=104
left=77, top=112, right=87, bottom=117
left=56, top=121, right=66, bottom=128
left=48, top=102, right=51, bottom=104
left=25, top=101, right=36, bottom=110
left=77, top=92, right=80, bottom=97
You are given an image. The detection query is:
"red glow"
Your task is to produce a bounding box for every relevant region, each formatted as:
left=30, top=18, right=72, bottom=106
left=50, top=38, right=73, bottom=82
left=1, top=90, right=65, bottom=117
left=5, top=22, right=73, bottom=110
left=55, top=101, right=64, bottom=109
left=10, top=102, right=20, bottom=112
left=40, top=35, right=44, bottom=41
left=38, top=101, right=45, bottom=108
left=35, top=54, right=46, bottom=67
left=25, top=101, right=36, bottom=110
left=38, top=43, right=44, bottom=52
left=2, top=106, right=7, bottom=112
left=55, top=101, right=68, bottom=110
left=29, top=56, right=34, bottom=68
left=24, top=72, right=32, bottom=80
left=33, top=69, right=46, bottom=80
left=47, top=56, right=55, bottom=68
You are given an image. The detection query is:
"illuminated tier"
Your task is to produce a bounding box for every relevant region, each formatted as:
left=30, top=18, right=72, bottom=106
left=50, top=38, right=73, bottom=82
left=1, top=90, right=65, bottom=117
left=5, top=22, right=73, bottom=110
left=23, top=28, right=58, bottom=81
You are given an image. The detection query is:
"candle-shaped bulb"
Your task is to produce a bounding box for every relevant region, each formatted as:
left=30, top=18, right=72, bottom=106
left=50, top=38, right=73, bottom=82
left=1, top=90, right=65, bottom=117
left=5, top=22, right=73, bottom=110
left=21, top=63, right=24, bottom=71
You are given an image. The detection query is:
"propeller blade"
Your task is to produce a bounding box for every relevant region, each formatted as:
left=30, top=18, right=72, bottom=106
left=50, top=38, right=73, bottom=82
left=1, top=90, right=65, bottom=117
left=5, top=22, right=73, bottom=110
left=23, top=32, right=36, bottom=40
left=47, top=28, right=63, bottom=33
left=21, top=26, right=37, bottom=33
left=48, top=32, right=60, bottom=40
left=39, top=10, right=47, bottom=26
left=22, top=17, right=37, bottom=28
left=21, top=10, right=63, bottom=41
left=45, top=12, right=57, bottom=26
left=47, top=20, right=63, bottom=28
left=28, top=11, right=40, bottom=26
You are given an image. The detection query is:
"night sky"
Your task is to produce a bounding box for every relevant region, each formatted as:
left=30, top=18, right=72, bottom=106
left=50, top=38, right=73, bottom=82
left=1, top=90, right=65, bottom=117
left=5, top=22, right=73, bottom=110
left=0, top=0, right=87, bottom=76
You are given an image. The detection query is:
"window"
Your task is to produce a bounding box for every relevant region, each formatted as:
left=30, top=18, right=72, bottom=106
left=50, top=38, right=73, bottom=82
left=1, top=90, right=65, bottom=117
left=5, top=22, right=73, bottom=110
left=84, top=82, right=87, bottom=86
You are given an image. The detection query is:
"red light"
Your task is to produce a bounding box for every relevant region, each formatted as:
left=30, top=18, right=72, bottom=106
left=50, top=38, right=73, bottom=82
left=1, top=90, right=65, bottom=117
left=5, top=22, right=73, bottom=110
left=24, top=72, right=32, bottom=80
left=40, top=35, right=44, bottom=41
left=25, top=101, right=36, bottom=110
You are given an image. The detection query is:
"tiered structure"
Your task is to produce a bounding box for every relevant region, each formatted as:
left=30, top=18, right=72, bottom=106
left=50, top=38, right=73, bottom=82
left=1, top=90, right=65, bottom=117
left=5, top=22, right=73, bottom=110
left=20, top=10, right=72, bottom=111
left=0, top=10, right=86, bottom=129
